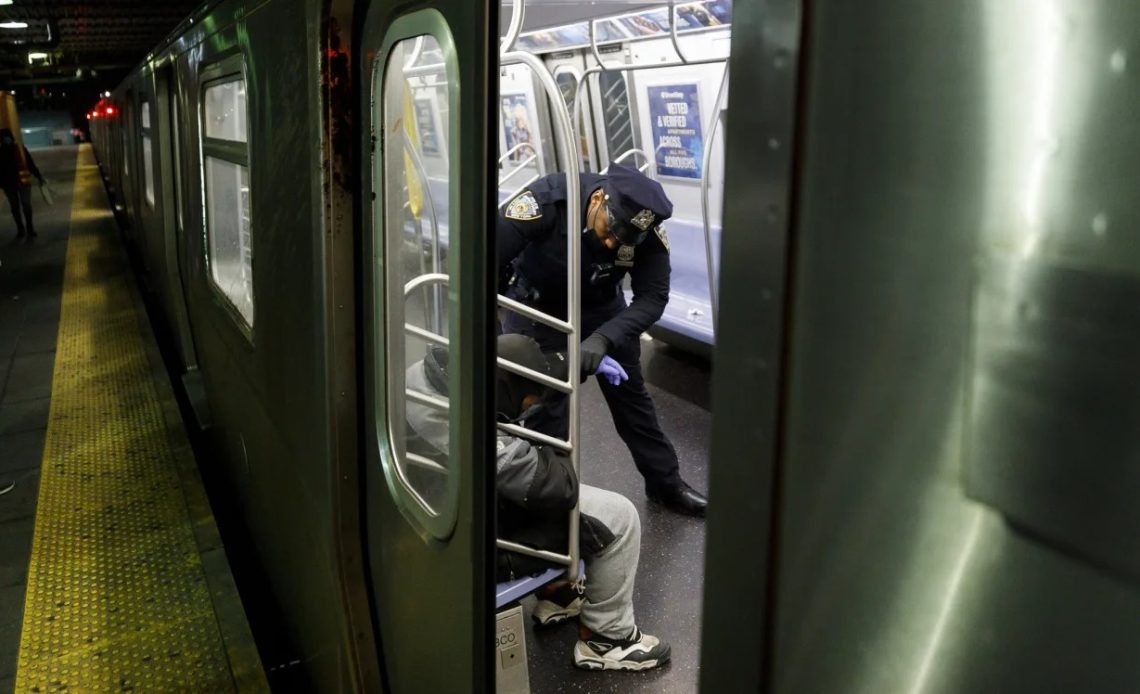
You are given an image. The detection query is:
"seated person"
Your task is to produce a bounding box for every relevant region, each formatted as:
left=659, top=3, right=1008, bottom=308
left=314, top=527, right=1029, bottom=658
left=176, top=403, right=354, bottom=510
left=404, top=334, right=671, bottom=671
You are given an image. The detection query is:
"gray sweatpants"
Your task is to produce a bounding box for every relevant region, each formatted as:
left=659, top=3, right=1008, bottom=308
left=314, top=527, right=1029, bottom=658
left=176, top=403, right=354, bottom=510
left=579, top=484, right=641, bottom=639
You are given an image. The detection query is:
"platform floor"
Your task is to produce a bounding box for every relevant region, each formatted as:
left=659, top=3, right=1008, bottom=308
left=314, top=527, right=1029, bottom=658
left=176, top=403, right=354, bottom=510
left=0, top=145, right=265, bottom=693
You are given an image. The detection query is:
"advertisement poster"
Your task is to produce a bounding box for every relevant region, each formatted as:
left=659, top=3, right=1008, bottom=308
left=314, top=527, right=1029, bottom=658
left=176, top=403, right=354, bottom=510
left=413, top=98, right=439, bottom=155
left=648, top=84, right=704, bottom=180
left=501, top=94, right=533, bottom=161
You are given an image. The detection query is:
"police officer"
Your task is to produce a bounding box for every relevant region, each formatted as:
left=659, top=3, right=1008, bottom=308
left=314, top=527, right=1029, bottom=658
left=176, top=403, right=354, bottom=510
left=497, top=163, right=708, bottom=517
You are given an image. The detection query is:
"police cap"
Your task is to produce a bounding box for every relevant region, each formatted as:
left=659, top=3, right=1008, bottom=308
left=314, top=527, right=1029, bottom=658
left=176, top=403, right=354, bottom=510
left=603, top=163, right=673, bottom=246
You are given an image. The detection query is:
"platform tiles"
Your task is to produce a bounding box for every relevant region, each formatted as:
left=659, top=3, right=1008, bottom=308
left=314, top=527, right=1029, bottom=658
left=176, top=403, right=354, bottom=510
left=13, top=147, right=267, bottom=693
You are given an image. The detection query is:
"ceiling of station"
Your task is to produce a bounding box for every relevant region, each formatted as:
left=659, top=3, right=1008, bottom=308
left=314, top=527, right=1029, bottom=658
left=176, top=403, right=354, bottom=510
left=0, top=1, right=200, bottom=87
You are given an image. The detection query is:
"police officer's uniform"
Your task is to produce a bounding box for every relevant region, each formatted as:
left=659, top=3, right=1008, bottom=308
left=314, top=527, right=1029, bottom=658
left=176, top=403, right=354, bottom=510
left=497, top=164, right=707, bottom=516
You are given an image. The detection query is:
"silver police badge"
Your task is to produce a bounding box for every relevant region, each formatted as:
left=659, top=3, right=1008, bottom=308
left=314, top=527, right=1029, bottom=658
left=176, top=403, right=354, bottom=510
left=505, top=190, right=542, bottom=221
left=630, top=208, right=655, bottom=231
left=615, top=244, right=636, bottom=267
left=655, top=225, right=670, bottom=253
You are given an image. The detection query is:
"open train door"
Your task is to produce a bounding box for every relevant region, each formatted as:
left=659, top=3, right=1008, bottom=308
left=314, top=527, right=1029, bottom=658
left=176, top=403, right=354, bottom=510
left=358, top=2, right=498, bottom=692
left=699, top=0, right=802, bottom=690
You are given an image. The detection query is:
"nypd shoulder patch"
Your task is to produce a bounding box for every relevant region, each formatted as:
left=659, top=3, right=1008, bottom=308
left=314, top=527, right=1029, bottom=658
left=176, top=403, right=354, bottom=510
left=505, top=190, right=542, bottom=221
left=655, top=225, right=670, bottom=253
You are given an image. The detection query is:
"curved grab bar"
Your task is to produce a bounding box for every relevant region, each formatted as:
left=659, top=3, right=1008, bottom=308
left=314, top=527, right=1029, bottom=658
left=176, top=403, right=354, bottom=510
left=668, top=0, right=694, bottom=64
left=700, top=64, right=729, bottom=330
left=498, top=141, right=539, bottom=167
left=498, top=154, right=539, bottom=186
left=601, top=147, right=653, bottom=176
left=501, top=0, right=525, bottom=54
left=403, top=36, right=425, bottom=70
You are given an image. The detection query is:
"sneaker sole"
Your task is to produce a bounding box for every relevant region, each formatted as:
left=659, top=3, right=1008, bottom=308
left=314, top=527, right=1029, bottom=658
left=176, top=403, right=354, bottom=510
left=573, top=655, right=668, bottom=671
left=572, top=644, right=671, bottom=671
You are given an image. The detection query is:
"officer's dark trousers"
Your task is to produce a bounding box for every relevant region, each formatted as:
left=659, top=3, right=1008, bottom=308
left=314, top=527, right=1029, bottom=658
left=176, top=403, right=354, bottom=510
left=504, top=309, right=682, bottom=491
left=3, top=185, right=33, bottom=236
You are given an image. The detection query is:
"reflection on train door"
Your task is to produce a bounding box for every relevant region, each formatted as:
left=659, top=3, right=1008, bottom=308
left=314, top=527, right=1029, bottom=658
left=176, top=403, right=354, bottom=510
left=359, top=4, right=496, bottom=693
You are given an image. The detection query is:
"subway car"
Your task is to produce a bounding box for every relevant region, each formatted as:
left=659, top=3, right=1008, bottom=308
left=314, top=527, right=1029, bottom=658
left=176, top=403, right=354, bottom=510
left=88, top=0, right=1140, bottom=692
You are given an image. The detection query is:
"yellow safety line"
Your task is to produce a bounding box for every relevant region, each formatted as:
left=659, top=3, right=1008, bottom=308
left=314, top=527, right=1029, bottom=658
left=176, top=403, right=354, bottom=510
left=15, top=146, right=246, bottom=693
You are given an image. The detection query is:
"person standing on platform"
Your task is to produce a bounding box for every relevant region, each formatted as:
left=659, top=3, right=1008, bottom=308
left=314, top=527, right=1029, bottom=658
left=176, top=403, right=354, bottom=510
left=497, top=163, right=708, bottom=517
left=0, top=128, right=45, bottom=241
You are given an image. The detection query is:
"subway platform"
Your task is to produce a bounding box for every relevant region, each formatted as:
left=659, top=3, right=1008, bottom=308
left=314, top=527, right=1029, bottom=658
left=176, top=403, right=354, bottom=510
left=0, top=145, right=266, bottom=693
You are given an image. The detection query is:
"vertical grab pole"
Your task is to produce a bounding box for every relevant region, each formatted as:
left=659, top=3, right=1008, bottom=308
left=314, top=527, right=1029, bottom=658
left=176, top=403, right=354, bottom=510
left=500, top=50, right=581, bottom=581
left=668, top=0, right=694, bottom=64
left=701, top=64, right=729, bottom=329
left=501, top=0, right=525, bottom=54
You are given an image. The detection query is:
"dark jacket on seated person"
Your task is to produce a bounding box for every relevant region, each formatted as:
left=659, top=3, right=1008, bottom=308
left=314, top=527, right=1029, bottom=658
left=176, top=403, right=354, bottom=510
left=405, top=345, right=615, bottom=581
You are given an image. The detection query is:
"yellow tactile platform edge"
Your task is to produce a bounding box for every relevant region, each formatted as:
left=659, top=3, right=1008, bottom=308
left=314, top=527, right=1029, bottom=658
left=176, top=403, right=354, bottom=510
left=15, top=147, right=266, bottom=693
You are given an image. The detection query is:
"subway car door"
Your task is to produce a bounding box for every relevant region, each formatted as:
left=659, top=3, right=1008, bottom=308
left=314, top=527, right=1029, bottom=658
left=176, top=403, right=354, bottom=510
left=153, top=64, right=201, bottom=375
left=359, top=3, right=497, bottom=692
left=543, top=52, right=600, bottom=174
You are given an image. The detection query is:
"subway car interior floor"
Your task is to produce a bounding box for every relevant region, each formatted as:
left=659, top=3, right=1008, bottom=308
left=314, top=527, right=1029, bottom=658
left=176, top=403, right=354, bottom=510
left=523, top=340, right=711, bottom=694
left=0, top=144, right=266, bottom=692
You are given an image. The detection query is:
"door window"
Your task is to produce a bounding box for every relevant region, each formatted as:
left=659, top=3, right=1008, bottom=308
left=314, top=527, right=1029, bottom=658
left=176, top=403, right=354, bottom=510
left=141, top=99, right=155, bottom=208
left=373, top=29, right=460, bottom=539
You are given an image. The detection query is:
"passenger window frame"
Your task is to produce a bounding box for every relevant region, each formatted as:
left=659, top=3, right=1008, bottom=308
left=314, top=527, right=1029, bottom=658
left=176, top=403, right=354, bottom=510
left=369, top=11, right=462, bottom=541
left=140, top=95, right=156, bottom=209
left=198, top=53, right=254, bottom=337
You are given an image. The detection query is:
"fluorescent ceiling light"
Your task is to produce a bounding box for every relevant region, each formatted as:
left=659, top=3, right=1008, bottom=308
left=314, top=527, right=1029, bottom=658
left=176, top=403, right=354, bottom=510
left=0, top=21, right=28, bottom=29
left=27, top=51, right=47, bottom=61
left=0, top=1, right=13, bottom=6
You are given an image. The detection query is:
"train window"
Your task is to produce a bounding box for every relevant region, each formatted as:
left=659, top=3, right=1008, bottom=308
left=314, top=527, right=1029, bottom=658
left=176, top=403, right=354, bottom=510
left=200, top=68, right=253, bottom=328
left=141, top=99, right=155, bottom=208
left=374, top=28, right=459, bottom=539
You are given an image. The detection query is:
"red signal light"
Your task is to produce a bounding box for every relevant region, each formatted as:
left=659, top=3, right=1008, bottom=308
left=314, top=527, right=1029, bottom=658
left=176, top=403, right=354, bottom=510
left=104, top=106, right=115, bottom=116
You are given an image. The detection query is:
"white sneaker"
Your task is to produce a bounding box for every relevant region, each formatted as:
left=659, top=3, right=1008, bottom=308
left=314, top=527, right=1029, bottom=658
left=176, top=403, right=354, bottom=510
left=532, top=581, right=585, bottom=626
left=573, top=626, right=671, bottom=671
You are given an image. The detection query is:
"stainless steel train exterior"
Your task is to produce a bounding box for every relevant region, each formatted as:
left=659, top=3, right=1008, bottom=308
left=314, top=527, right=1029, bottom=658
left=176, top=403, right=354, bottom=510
left=88, top=0, right=1140, bottom=693
left=89, top=0, right=497, bottom=690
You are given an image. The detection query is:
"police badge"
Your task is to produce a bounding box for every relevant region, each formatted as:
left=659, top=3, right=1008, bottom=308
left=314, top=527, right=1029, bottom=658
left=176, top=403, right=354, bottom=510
left=654, top=225, right=670, bottom=253
left=505, top=190, right=542, bottom=221
left=615, top=244, right=636, bottom=267
left=630, top=208, right=655, bottom=231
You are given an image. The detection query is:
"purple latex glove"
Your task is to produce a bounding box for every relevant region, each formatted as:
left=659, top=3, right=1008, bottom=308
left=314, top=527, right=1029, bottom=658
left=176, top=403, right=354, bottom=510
left=595, top=355, right=629, bottom=386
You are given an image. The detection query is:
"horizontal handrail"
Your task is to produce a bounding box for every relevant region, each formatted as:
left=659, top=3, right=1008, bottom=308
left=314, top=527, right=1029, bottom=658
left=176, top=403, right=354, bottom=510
left=601, top=147, right=653, bottom=175
left=498, top=141, right=539, bottom=167
left=496, top=539, right=573, bottom=567
left=404, top=322, right=572, bottom=395
left=498, top=153, right=539, bottom=186
left=406, top=451, right=447, bottom=473
left=499, top=174, right=541, bottom=208
left=405, top=388, right=572, bottom=452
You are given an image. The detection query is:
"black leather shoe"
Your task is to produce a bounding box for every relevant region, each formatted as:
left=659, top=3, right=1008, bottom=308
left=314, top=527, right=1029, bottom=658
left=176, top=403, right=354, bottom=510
left=647, top=479, right=707, bottom=517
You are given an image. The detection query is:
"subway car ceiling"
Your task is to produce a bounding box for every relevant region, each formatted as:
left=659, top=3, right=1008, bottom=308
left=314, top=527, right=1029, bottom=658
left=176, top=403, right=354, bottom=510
left=499, top=0, right=666, bottom=35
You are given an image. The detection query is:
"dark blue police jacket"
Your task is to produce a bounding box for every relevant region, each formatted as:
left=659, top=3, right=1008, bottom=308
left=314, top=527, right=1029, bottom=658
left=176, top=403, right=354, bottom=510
left=497, top=173, right=671, bottom=348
